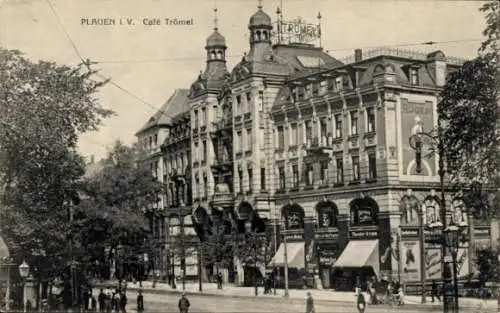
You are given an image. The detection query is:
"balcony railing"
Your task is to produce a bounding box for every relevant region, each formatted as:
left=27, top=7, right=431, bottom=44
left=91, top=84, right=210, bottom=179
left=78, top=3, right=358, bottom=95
left=305, top=136, right=333, bottom=154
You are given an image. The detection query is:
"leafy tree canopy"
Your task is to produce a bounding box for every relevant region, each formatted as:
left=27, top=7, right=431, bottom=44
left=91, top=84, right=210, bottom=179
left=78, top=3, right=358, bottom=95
left=0, top=48, right=113, bottom=279
left=439, top=1, right=499, bottom=212
left=77, top=141, right=164, bottom=269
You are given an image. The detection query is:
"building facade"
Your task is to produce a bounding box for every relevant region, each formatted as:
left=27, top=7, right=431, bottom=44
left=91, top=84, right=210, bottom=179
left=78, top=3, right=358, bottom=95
left=136, top=3, right=497, bottom=289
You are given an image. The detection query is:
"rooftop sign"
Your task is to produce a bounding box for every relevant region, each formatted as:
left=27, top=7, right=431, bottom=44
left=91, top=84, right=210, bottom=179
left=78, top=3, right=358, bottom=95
left=273, top=17, right=320, bottom=45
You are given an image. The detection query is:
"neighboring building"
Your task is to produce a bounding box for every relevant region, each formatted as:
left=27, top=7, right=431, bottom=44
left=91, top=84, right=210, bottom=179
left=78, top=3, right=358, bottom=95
left=136, top=89, right=192, bottom=280
left=137, top=3, right=497, bottom=289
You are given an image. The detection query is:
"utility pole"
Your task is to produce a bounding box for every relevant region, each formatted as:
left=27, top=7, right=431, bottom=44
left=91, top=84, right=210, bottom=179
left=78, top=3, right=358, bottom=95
left=68, top=201, right=76, bottom=310
left=180, top=200, right=186, bottom=290
left=283, top=229, right=289, bottom=298
left=198, top=243, right=203, bottom=292
left=419, top=210, right=426, bottom=303
left=254, top=235, right=258, bottom=296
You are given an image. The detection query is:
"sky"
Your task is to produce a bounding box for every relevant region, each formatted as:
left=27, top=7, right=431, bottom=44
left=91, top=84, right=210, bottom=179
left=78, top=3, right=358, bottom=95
left=0, top=0, right=488, bottom=160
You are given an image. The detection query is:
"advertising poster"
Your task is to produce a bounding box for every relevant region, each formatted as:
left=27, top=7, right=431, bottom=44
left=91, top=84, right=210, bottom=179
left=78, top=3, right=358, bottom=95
left=424, top=246, right=442, bottom=280
left=400, top=98, right=436, bottom=176
left=456, top=247, right=470, bottom=279
left=402, top=240, right=420, bottom=281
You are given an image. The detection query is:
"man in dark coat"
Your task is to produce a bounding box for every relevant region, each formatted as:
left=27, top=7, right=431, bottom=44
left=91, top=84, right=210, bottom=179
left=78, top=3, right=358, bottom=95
left=136, top=290, right=144, bottom=313
left=178, top=292, right=190, bottom=313
left=120, top=291, right=127, bottom=313
left=98, top=289, right=105, bottom=313
left=305, top=292, right=315, bottom=313
left=357, top=291, right=366, bottom=313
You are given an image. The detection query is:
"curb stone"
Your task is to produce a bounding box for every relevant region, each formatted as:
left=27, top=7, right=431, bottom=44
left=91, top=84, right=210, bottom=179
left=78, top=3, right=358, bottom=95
left=124, top=285, right=448, bottom=312
left=94, top=282, right=495, bottom=312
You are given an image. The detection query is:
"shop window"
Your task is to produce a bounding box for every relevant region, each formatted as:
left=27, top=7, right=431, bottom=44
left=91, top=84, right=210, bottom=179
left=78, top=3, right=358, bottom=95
left=349, top=197, right=379, bottom=226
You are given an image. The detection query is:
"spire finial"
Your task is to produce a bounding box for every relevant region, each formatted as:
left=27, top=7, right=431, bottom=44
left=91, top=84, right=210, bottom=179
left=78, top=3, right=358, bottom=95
left=213, top=7, right=219, bottom=31
left=257, top=0, right=263, bottom=9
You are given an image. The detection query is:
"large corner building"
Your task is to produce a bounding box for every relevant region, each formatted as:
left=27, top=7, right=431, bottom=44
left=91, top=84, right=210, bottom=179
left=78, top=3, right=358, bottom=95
left=135, top=4, right=497, bottom=290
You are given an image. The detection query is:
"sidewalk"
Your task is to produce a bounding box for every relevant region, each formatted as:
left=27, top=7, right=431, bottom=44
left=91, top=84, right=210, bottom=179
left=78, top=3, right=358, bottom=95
left=107, top=280, right=497, bottom=311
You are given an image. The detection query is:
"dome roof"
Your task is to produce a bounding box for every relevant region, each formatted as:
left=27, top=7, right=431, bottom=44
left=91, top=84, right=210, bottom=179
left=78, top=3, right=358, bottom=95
left=249, top=8, right=271, bottom=27
left=206, top=29, right=226, bottom=47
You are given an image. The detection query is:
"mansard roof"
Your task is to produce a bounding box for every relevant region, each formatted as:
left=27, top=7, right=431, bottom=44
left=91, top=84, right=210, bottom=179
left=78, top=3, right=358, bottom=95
left=229, top=43, right=343, bottom=82
left=271, top=49, right=466, bottom=112
left=136, top=89, right=190, bottom=135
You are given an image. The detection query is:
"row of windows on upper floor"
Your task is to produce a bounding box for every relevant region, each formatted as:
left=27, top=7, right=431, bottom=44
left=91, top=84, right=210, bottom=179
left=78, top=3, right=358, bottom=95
left=192, top=128, right=266, bottom=163
left=191, top=167, right=268, bottom=199
left=189, top=151, right=378, bottom=198
left=288, top=68, right=419, bottom=102
left=148, top=153, right=190, bottom=181
left=276, top=108, right=376, bottom=149
left=192, top=90, right=265, bottom=129
left=140, top=133, right=159, bottom=151
left=277, top=154, right=378, bottom=191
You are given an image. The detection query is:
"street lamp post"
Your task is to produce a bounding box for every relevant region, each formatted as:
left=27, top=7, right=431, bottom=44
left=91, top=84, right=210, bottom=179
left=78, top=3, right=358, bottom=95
left=281, top=218, right=289, bottom=299
left=418, top=210, right=426, bottom=303
left=409, top=107, right=452, bottom=313
left=179, top=200, right=186, bottom=291
left=19, top=260, right=30, bottom=313
left=444, top=222, right=462, bottom=313
left=116, top=244, right=124, bottom=291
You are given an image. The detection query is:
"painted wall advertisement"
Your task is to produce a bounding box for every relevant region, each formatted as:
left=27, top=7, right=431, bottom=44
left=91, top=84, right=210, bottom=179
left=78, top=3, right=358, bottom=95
left=400, top=98, right=436, bottom=176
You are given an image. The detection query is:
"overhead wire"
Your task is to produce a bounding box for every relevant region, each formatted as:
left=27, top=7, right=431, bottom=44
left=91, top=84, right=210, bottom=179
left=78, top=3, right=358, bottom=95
left=42, top=0, right=482, bottom=132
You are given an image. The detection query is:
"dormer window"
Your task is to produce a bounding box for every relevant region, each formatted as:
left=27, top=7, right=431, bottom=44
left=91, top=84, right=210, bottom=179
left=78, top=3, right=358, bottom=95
left=327, top=79, right=334, bottom=91
left=410, top=68, right=419, bottom=85
left=312, top=84, right=319, bottom=96
left=335, top=77, right=343, bottom=91
left=298, top=88, right=304, bottom=100
left=320, top=80, right=327, bottom=94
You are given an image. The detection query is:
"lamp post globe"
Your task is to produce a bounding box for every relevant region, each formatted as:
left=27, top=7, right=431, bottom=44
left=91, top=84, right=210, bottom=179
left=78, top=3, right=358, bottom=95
left=19, top=260, right=29, bottom=278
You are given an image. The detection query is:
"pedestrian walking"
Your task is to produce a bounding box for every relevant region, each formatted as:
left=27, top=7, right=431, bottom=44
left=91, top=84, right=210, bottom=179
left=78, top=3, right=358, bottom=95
left=136, top=290, right=144, bottom=313
left=356, top=291, right=366, bottom=313
left=217, top=272, right=223, bottom=290
left=120, top=291, right=127, bottom=313
left=98, top=289, right=105, bottom=313
left=431, top=280, right=440, bottom=302
left=178, top=292, right=190, bottom=313
left=91, top=296, right=97, bottom=312
left=305, top=291, right=315, bottom=313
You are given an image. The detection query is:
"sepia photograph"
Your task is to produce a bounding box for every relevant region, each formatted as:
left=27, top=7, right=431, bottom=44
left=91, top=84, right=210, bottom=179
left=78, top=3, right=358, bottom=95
left=0, top=0, right=499, bottom=312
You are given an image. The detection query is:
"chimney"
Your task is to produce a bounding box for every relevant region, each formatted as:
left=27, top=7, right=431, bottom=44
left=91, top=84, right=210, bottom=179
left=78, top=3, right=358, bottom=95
left=354, top=49, right=362, bottom=62
left=90, top=155, right=95, bottom=164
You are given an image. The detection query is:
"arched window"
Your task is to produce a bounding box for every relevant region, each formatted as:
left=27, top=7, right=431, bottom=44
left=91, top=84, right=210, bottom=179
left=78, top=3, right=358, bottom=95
left=349, top=197, right=379, bottom=226
left=262, top=30, right=268, bottom=40
left=211, top=51, right=216, bottom=59
left=216, top=51, right=223, bottom=59
left=281, top=203, right=305, bottom=229
left=255, top=30, right=261, bottom=41
left=315, top=201, right=338, bottom=228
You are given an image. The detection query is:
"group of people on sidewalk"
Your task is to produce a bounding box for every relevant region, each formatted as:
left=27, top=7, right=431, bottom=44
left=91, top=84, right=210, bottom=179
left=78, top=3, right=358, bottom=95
left=95, top=287, right=128, bottom=313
